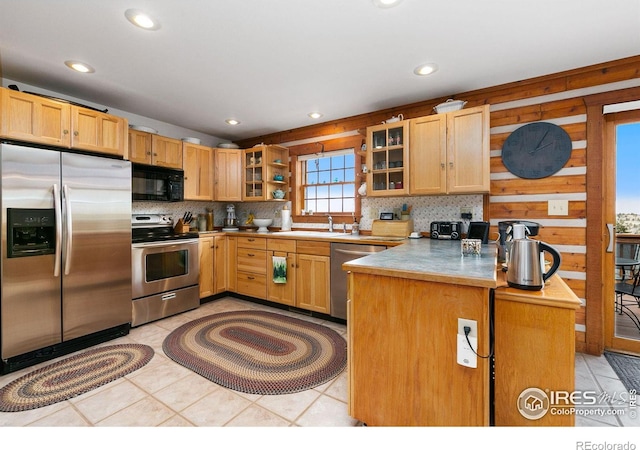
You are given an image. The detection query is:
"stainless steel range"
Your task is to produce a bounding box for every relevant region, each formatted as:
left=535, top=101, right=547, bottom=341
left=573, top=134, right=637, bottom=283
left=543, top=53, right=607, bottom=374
left=131, top=214, right=200, bottom=327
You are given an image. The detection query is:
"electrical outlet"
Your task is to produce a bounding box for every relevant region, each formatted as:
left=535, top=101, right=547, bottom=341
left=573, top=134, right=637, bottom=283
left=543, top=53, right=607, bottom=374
left=274, top=209, right=281, bottom=218
left=548, top=199, right=569, bottom=216
left=369, top=208, right=378, bottom=220
left=457, top=318, right=477, bottom=368
left=460, top=207, right=473, bottom=220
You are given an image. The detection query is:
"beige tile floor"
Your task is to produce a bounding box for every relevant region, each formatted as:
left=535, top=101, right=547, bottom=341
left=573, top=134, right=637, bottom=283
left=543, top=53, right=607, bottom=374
left=0, top=296, right=637, bottom=428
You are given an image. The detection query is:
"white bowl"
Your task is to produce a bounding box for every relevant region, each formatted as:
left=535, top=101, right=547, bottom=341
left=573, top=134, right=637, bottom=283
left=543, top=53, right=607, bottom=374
left=253, top=218, right=273, bottom=232
left=182, top=137, right=201, bottom=144
left=434, top=99, right=467, bottom=114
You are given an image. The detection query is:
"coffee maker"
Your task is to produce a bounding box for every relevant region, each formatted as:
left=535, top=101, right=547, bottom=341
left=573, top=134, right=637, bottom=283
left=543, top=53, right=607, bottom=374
left=222, top=204, right=239, bottom=231
left=497, top=220, right=540, bottom=262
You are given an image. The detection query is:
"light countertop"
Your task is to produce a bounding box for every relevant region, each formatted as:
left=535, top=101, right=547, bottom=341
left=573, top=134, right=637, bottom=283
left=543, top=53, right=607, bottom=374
left=342, top=238, right=499, bottom=288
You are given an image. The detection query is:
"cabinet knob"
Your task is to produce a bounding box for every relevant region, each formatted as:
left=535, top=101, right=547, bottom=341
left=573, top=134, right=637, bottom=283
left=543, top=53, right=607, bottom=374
left=441, top=163, right=445, bottom=169
left=73, top=131, right=79, bottom=136
left=248, top=253, right=255, bottom=257
left=449, top=162, right=454, bottom=168
left=63, top=130, right=69, bottom=135
left=153, top=153, right=158, bottom=156
left=146, top=151, right=151, bottom=155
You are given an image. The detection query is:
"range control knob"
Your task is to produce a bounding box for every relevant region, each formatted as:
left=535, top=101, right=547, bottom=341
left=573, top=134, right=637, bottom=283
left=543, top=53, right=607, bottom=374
left=431, top=231, right=439, bottom=239
left=451, top=231, right=459, bottom=240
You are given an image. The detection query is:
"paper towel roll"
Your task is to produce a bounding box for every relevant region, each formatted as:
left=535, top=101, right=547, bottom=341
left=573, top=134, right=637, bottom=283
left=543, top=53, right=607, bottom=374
left=281, top=209, right=292, bottom=231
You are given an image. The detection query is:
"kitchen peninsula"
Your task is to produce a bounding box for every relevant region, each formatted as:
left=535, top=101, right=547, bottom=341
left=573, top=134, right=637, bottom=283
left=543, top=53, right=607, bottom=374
left=343, top=238, right=580, bottom=426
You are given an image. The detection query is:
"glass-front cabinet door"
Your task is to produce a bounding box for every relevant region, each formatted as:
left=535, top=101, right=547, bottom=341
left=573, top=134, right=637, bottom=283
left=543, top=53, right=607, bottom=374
left=366, top=121, right=409, bottom=196
left=243, top=148, right=264, bottom=200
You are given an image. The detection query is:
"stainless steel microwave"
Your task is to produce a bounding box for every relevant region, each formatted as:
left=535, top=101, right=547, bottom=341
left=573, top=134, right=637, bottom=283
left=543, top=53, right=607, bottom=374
left=132, top=164, right=184, bottom=202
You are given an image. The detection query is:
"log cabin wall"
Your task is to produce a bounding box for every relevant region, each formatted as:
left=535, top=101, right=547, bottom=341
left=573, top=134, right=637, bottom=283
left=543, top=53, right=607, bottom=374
left=236, top=55, right=640, bottom=353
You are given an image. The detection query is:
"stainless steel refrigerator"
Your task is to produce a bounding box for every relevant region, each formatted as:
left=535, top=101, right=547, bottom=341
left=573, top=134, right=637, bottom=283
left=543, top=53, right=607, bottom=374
left=1, top=142, right=132, bottom=373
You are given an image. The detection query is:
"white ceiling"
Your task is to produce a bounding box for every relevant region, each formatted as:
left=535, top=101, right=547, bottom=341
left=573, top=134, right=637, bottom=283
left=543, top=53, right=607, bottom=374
left=1, top=0, right=639, bottom=142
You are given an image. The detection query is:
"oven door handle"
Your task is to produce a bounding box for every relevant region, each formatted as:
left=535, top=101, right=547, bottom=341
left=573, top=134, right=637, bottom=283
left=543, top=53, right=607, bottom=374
left=132, top=239, right=200, bottom=248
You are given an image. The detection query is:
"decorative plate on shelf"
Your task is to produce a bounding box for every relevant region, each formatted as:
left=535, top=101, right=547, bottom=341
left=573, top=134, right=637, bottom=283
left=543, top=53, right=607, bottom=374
left=129, top=125, right=158, bottom=134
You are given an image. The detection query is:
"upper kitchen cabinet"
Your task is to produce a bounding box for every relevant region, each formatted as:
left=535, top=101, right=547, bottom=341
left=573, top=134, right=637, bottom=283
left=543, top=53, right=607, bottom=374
left=128, top=130, right=183, bottom=169
left=0, top=88, right=127, bottom=157
left=70, top=107, right=127, bottom=157
left=409, top=105, right=490, bottom=195
left=242, top=145, right=289, bottom=201
left=0, top=87, right=71, bottom=147
left=366, top=121, right=409, bottom=196
left=183, top=142, right=214, bottom=201
left=214, top=148, right=242, bottom=202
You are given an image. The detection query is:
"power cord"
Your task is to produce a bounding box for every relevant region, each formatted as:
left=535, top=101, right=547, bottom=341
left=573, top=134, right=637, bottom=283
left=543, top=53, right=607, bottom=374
left=464, top=325, right=494, bottom=359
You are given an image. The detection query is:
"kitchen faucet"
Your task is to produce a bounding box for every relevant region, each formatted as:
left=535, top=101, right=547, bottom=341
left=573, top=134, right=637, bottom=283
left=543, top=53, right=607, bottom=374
left=327, top=215, right=333, bottom=232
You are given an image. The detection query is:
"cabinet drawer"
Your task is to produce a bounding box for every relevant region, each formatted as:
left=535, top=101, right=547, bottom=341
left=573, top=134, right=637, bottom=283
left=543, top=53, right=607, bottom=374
left=267, top=238, right=296, bottom=253
left=237, top=248, right=267, bottom=274
left=296, top=240, right=330, bottom=256
left=237, top=236, right=267, bottom=250
left=236, top=272, right=267, bottom=298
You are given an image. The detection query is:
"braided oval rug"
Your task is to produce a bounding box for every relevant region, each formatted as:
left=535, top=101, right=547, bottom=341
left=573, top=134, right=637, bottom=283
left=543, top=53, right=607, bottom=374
left=162, top=310, right=347, bottom=395
left=0, top=344, right=154, bottom=412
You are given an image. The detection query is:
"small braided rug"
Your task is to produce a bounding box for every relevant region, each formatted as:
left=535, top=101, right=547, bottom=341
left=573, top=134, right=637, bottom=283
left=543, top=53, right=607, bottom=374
left=0, top=344, right=154, bottom=412
left=162, top=310, right=347, bottom=395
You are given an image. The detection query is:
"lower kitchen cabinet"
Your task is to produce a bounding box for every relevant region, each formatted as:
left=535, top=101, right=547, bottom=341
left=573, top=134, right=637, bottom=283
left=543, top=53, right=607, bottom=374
left=199, top=234, right=229, bottom=299
left=493, top=275, right=580, bottom=426
left=236, top=236, right=267, bottom=299
left=295, top=241, right=331, bottom=314
left=199, top=236, right=215, bottom=298
left=347, top=271, right=491, bottom=426
left=267, top=239, right=296, bottom=306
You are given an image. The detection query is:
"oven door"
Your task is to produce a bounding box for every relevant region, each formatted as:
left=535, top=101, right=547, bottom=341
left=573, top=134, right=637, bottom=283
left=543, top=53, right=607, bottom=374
left=132, top=239, right=199, bottom=299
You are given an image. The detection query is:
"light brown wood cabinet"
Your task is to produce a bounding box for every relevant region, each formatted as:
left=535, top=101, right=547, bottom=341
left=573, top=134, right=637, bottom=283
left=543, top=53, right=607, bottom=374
left=493, top=275, right=580, bottom=426
left=199, top=234, right=229, bottom=299
left=347, top=271, right=491, bottom=426
left=128, top=130, right=183, bottom=169
left=0, top=87, right=127, bottom=157
left=235, top=236, right=267, bottom=298
left=199, top=236, right=215, bottom=299
left=214, top=148, right=242, bottom=202
left=243, top=144, right=289, bottom=201
left=183, top=142, right=214, bottom=201
left=295, top=241, right=331, bottom=314
left=409, top=105, right=490, bottom=195
left=70, top=107, right=127, bottom=157
left=266, top=239, right=296, bottom=306
left=366, top=121, right=409, bottom=196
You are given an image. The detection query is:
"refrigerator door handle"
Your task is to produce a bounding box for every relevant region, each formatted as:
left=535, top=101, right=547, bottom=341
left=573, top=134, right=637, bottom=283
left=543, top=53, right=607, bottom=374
left=53, top=184, right=63, bottom=277
left=63, top=184, right=73, bottom=275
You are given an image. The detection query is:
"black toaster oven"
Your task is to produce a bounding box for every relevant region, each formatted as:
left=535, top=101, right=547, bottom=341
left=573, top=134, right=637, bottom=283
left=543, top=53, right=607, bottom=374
left=430, top=221, right=462, bottom=240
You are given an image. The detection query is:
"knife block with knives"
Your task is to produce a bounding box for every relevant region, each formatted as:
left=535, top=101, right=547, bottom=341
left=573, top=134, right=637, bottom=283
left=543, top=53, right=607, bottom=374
left=175, top=212, right=193, bottom=233
left=174, top=219, right=190, bottom=233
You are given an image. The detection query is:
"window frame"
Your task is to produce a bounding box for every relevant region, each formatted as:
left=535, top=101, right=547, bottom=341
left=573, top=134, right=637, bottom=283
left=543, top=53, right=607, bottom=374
left=289, top=135, right=364, bottom=225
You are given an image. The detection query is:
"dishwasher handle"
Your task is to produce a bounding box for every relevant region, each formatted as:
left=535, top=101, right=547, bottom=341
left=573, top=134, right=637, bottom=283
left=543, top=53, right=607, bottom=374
left=333, top=248, right=383, bottom=257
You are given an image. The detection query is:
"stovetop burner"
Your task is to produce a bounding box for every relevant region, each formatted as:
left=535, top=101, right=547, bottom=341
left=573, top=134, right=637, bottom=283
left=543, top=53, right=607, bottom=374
left=132, top=214, right=199, bottom=243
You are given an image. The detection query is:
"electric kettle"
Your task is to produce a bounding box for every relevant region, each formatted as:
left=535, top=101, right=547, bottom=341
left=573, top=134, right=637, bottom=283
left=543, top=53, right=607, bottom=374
left=507, top=239, right=561, bottom=290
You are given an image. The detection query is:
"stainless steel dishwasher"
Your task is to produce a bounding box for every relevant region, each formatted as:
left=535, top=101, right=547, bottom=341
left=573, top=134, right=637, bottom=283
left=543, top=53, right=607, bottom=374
left=330, top=242, right=386, bottom=320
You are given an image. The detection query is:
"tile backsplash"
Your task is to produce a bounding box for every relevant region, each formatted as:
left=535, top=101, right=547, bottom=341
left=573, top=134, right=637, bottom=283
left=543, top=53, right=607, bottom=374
left=132, top=194, right=483, bottom=234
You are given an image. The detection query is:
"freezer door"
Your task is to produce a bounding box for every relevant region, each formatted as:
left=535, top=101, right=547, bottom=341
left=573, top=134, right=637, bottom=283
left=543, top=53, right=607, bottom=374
left=61, top=153, right=132, bottom=340
left=1, top=144, right=62, bottom=359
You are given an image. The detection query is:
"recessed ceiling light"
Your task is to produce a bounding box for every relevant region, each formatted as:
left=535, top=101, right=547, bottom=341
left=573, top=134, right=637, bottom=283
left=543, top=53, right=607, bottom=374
left=372, top=0, right=403, bottom=8
left=225, top=119, right=240, bottom=125
left=124, top=9, right=160, bottom=30
left=64, top=60, right=95, bottom=73
left=413, top=63, right=439, bottom=76
left=308, top=112, right=323, bottom=119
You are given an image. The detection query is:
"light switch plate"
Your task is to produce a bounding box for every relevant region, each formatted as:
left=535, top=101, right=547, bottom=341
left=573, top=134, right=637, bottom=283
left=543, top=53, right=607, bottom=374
left=548, top=199, right=569, bottom=216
